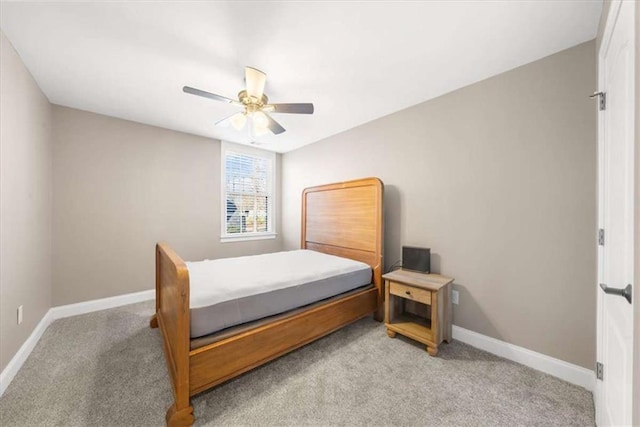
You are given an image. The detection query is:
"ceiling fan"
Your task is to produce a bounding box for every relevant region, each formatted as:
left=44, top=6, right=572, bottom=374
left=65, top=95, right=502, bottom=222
left=183, top=67, right=314, bottom=137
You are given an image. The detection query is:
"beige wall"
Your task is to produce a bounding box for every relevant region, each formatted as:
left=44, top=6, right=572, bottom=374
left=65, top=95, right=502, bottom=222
left=52, top=106, right=282, bottom=306
left=0, top=32, right=52, bottom=372
left=282, top=41, right=597, bottom=369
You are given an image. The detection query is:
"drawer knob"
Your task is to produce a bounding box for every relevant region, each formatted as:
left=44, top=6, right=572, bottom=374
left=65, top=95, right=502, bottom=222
left=405, top=291, right=411, bottom=295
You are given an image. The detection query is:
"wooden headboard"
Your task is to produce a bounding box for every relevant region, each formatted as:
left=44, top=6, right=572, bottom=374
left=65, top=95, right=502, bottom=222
left=301, top=177, right=384, bottom=309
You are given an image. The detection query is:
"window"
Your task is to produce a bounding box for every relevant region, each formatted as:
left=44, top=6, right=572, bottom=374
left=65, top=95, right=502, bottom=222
left=221, top=141, right=276, bottom=242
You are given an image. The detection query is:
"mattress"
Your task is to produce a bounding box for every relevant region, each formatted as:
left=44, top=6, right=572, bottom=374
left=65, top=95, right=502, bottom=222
left=187, top=250, right=372, bottom=338
left=190, top=285, right=373, bottom=350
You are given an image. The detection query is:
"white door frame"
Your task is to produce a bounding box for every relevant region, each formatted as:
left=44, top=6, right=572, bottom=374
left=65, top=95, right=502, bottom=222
left=595, top=0, right=636, bottom=424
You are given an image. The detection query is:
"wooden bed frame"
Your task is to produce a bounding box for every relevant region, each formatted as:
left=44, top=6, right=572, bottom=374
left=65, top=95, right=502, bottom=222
left=150, top=177, right=384, bottom=426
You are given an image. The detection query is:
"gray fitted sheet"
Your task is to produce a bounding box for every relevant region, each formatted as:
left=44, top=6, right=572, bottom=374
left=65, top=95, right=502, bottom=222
left=190, top=268, right=372, bottom=338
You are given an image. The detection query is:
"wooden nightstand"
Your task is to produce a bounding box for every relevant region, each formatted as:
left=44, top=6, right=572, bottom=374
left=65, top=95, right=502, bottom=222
left=382, top=269, right=454, bottom=356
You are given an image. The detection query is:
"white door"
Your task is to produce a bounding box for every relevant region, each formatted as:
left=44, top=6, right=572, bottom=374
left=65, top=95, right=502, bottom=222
left=595, top=1, right=636, bottom=426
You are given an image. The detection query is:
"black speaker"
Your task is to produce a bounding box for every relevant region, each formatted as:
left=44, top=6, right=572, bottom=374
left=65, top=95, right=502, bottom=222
left=402, top=246, right=431, bottom=273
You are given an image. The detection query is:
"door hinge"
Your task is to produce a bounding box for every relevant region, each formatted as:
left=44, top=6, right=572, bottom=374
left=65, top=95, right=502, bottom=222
left=590, top=91, right=606, bottom=111
left=598, top=229, right=605, bottom=246
left=596, top=362, right=604, bottom=380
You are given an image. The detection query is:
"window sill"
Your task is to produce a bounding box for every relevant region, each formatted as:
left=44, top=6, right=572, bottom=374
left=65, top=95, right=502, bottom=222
left=220, top=233, right=277, bottom=243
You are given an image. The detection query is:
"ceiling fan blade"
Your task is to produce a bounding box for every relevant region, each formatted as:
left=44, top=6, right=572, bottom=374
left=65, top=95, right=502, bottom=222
left=245, top=67, right=266, bottom=100
left=267, top=103, right=314, bottom=114
left=264, top=113, right=286, bottom=135
left=215, top=115, right=230, bottom=127
left=183, top=86, right=241, bottom=105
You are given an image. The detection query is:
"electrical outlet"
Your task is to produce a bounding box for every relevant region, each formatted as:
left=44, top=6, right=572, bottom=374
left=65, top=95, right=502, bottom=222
left=451, top=290, right=459, bottom=305
left=17, top=305, right=23, bottom=325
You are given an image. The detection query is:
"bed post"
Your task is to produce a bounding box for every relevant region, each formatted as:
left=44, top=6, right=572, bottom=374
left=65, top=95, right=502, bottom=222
left=373, top=179, right=384, bottom=321
left=153, top=243, right=194, bottom=427
left=150, top=249, right=160, bottom=329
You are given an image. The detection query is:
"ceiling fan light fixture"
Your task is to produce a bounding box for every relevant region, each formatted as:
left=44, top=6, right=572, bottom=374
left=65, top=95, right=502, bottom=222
left=229, top=112, right=247, bottom=130
left=254, top=126, right=270, bottom=137
left=251, top=111, right=270, bottom=136
left=252, top=111, right=268, bottom=127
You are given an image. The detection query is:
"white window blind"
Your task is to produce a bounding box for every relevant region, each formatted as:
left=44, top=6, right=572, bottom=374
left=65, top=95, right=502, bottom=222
left=221, top=142, right=275, bottom=241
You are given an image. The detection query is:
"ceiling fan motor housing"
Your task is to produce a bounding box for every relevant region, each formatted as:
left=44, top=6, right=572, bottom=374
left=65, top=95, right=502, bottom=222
left=238, top=90, right=268, bottom=113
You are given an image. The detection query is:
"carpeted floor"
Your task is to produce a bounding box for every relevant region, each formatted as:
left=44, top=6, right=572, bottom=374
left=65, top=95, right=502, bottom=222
left=0, top=300, right=594, bottom=426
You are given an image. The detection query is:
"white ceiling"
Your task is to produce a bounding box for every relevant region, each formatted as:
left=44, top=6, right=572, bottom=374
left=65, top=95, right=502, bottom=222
left=1, top=1, right=601, bottom=153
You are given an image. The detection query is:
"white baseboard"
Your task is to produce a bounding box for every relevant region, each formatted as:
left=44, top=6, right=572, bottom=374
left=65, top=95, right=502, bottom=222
left=452, top=325, right=596, bottom=391
left=0, top=289, right=154, bottom=397
left=0, top=310, right=53, bottom=396
left=49, top=289, right=155, bottom=321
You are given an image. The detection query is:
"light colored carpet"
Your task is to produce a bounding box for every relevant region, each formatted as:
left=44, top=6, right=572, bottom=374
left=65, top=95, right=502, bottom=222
left=0, top=300, right=594, bottom=426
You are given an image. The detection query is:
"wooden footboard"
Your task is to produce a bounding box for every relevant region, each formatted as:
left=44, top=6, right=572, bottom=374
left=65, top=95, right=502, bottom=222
left=154, top=243, right=193, bottom=426
left=189, top=286, right=377, bottom=395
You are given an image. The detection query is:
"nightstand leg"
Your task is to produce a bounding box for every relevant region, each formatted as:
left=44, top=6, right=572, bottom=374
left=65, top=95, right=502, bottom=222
left=426, top=345, right=438, bottom=356
left=386, top=329, right=396, bottom=338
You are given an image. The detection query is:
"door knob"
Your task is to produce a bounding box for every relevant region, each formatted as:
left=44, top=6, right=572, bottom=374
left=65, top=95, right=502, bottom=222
left=600, top=283, right=632, bottom=304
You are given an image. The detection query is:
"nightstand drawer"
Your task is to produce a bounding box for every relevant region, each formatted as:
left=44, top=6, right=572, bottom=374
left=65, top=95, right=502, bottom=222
left=389, top=281, right=432, bottom=305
